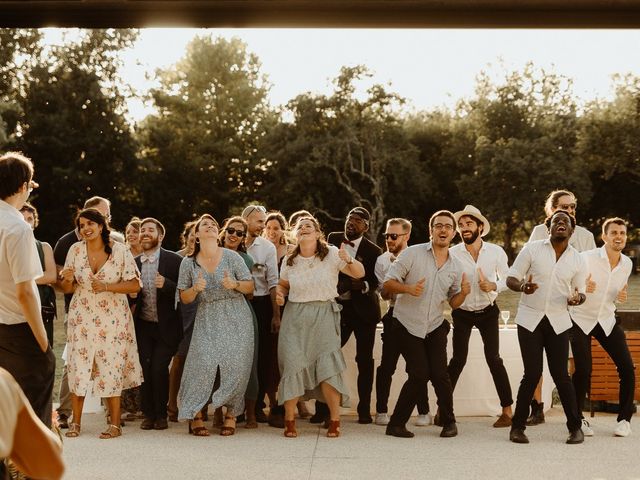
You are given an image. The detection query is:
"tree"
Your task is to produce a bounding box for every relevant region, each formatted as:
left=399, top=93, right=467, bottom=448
left=261, top=65, right=426, bottom=240
left=137, top=35, right=274, bottom=243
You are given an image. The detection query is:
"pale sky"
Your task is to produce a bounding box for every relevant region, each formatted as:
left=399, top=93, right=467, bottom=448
left=46, top=28, right=640, bottom=122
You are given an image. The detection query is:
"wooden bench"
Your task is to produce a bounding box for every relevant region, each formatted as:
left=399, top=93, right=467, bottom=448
left=589, top=331, right=640, bottom=417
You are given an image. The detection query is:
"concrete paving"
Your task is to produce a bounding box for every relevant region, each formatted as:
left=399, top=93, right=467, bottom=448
left=61, top=408, right=640, bottom=480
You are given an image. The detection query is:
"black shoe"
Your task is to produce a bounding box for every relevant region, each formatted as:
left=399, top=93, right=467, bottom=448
left=154, top=418, right=168, bottom=430
left=236, top=413, right=246, bottom=424
left=509, top=428, right=529, bottom=444
left=255, top=409, right=268, bottom=423
left=526, top=400, right=545, bottom=426
left=566, top=429, right=584, bottom=444
left=433, top=411, right=443, bottom=427
left=268, top=412, right=285, bottom=429
left=310, top=412, right=328, bottom=424
left=140, top=417, right=155, bottom=430
left=358, top=414, right=373, bottom=425
left=385, top=425, right=415, bottom=438
left=440, top=423, right=458, bottom=438
left=58, top=413, right=69, bottom=429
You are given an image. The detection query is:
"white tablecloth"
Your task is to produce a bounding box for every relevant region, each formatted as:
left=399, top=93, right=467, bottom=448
left=341, top=324, right=553, bottom=416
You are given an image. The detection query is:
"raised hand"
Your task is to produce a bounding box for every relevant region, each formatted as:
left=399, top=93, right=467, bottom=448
left=617, top=284, right=628, bottom=303
left=338, top=244, right=352, bottom=264
left=155, top=272, right=165, bottom=289
left=193, top=270, right=207, bottom=293
left=59, top=266, right=75, bottom=283
left=460, top=272, right=471, bottom=296
left=477, top=268, right=495, bottom=293
left=522, top=274, right=538, bottom=295
left=585, top=273, right=596, bottom=294
left=407, top=277, right=426, bottom=297
left=221, top=270, right=238, bottom=290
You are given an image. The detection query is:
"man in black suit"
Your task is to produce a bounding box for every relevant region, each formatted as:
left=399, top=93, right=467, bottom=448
left=133, top=217, right=183, bottom=431
left=313, top=207, right=382, bottom=424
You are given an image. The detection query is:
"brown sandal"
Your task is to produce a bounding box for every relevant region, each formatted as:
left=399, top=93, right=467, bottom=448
left=189, top=416, right=210, bottom=436
left=326, top=420, right=340, bottom=438
left=99, top=424, right=122, bottom=439
left=284, top=419, right=298, bottom=438
left=220, top=415, right=236, bottom=436
left=65, top=422, right=81, bottom=438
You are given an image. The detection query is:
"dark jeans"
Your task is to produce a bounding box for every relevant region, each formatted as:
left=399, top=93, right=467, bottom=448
left=512, top=317, right=581, bottom=432
left=571, top=322, right=635, bottom=422
left=251, top=295, right=280, bottom=411
left=340, top=301, right=377, bottom=416
left=389, top=320, right=455, bottom=428
left=376, top=308, right=429, bottom=414
left=0, top=322, right=55, bottom=428
left=448, top=305, right=513, bottom=407
left=137, top=321, right=175, bottom=420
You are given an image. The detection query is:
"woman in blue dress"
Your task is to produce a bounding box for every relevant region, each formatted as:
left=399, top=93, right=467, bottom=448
left=177, top=214, right=254, bottom=436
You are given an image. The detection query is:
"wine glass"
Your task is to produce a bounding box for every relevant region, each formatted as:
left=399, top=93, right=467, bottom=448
left=500, top=310, right=510, bottom=328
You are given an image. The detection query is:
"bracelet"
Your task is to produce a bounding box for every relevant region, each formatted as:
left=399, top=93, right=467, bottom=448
left=234, top=280, right=240, bottom=290
left=104, top=282, right=109, bottom=292
left=520, top=281, right=526, bottom=292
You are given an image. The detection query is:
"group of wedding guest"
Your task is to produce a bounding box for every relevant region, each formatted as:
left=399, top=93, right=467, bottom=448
left=4, top=161, right=634, bottom=445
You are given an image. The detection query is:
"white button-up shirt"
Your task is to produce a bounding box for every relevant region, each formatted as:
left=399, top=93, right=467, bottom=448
left=570, top=247, right=632, bottom=336
left=529, top=224, right=596, bottom=253
left=508, top=239, right=587, bottom=334
left=246, top=236, right=279, bottom=296
left=385, top=242, right=462, bottom=337
left=449, top=241, right=509, bottom=312
left=0, top=200, right=42, bottom=325
left=375, top=250, right=397, bottom=306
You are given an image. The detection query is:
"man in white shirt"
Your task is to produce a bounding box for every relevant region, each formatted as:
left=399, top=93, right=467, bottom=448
left=526, top=189, right=596, bottom=425
left=506, top=210, right=587, bottom=444
left=374, top=218, right=430, bottom=427
left=0, top=152, right=55, bottom=428
left=383, top=210, right=469, bottom=439
left=448, top=205, right=513, bottom=428
left=570, top=217, right=634, bottom=438
left=242, top=204, right=282, bottom=426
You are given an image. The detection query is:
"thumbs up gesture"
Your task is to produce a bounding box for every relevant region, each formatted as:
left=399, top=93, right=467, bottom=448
left=522, top=274, right=538, bottom=295
left=477, top=268, right=496, bottom=293
left=338, top=244, right=352, bottom=264
left=460, top=272, right=471, bottom=296
left=221, top=270, right=239, bottom=290
left=407, top=277, right=426, bottom=297
left=154, top=272, right=165, bottom=289
left=585, top=273, right=596, bottom=294
left=617, top=284, right=628, bottom=303
left=193, top=270, right=207, bottom=293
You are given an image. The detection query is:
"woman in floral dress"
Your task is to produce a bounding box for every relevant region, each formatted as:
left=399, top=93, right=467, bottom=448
left=59, top=208, right=143, bottom=439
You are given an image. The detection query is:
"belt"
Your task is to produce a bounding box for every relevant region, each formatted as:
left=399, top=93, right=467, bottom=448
left=461, top=303, right=495, bottom=315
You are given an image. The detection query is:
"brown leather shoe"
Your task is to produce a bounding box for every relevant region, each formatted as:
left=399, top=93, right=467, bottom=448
left=154, top=418, right=168, bottom=430
left=493, top=413, right=512, bottom=428
left=140, top=417, right=155, bottom=430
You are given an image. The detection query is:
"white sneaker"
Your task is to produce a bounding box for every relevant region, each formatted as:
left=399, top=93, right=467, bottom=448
left=415, top=413, right=433, bottom=427
left=581, top=418, right=594, bottom=437
left=614, top=420, right=631, bottom=437
left=375, top=413, right=390, bottom=425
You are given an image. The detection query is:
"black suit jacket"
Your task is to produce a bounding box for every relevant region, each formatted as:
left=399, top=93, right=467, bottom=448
left=134, top=248, right=183, bottom=350
left=327, top=232, right=382, bottom=323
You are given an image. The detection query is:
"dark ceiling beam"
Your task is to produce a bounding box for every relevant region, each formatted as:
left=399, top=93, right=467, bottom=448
left=2, top=1, right=640, bottom=28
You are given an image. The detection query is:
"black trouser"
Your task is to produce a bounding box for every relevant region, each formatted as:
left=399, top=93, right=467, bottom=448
left=447, top=305, right=513, bottom=407
left=251, top=295, right=281, bottom=413
left=512, top=317, right=581, bottom=432
left=340, top=301, right=377, bottom=416
left=570, top=322, right=635, bottom=423
left=376, top=308, right=429, bottom=415
left=137, top=321, right=175, bottom=421
left=0, top=322, right=55, bottom=428
left=389, top=321, right=455, bottom=428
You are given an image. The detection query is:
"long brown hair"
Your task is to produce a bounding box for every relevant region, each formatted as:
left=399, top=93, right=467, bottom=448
left=286, top=216, right=329, bottom=266
left=264, top=211, right=289, bottom=246
left=219, top=216, right=248, bottom=253
left=76, top=208, right=112, bottom=255
left=189, top=214, right=219, bottom=258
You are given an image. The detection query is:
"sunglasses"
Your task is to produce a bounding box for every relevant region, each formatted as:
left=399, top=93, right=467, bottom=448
left=244, top=205, right=267, bottom=218
left=226, top=227, right=246, bottom=237
left=384, top=233, right=408, bottom=241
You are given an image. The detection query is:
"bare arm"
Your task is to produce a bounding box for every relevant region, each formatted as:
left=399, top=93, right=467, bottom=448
left=94, top=278, right=141, bottom=295
left=340, top=259, right=365, bottom=279
left=15, top=282, right=48, bottom=352
left=35, top=242, right=57, bottom=286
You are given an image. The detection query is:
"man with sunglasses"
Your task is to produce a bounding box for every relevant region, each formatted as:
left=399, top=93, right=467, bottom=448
left=312, top=207, right=382, bottom=425
left=242, top=204, right=282, bottom=427
left=526, top=189, right=596, bottom=426
left=448, top=205, right=513, bottom=428
left=374, top=218, right=431, bottom=427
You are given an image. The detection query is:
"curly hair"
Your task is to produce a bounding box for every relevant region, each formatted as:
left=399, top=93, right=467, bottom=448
left=286, top=216, right=329, bottom=266
left=76, top=208, right=112, bottom=255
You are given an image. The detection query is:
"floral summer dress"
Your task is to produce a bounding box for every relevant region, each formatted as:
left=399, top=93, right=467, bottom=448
left=64, top=241, right=143, bottom=397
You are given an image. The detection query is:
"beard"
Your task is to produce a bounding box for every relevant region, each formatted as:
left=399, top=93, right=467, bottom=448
left=141, top=236, right=160, bottom=251
left=461, top=229, right=480, bottom=245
